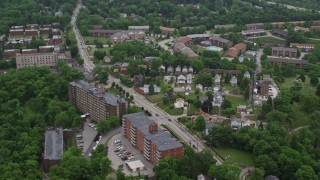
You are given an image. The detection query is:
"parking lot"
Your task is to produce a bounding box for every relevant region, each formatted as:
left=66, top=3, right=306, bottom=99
left=76, top=120, right=98, bottom=157
left=107, top=133, right=154, bottom=177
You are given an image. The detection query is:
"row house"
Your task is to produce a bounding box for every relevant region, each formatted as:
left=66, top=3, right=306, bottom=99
left=271, top=47, right=297, bottom=58
left=268, top=56, right=308, bottom=69
left=290, top=43, right=315, bottom=52
left=177, top=74, right=193, bottom=84
left=224, top=43, right=247, bottom=58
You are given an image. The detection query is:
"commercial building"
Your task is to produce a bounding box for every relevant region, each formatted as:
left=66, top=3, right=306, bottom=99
left=122, top=112, right=183, bottom=164
left=16, top=53, right=58, bottom=69
left=43, top=128, right=63, bottom=173
left=68, top=80, right=128, bottom=121
left=271, top=47, right=297, bottom=58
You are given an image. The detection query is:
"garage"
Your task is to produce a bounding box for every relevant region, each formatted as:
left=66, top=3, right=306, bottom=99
left=125, top=160, right=145, bottom=172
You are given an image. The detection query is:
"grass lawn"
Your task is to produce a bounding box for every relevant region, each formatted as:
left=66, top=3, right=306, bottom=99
left=145, top=93, right=163, bottom=103
left=250, top=36, right=285, bottom=45
left=279, top=76, right=316, bottom=94
left=225, top=95, right=248, bottom=108
left=157, top=101, right=183, bottom=115
left=214, top=147, right=254, bottom=166
left=83, top=36, right=110, bottom=45
left=223, top=84, right=241, bottom=94
left=306, top=38, right=320, bottom=44
left=106, top=87, right=121, bottom=96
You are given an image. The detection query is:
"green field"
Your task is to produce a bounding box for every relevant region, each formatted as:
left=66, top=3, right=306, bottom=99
left=84, top=36, right=110, bottom=45
left=214, top=147, right=254, bottom=166
left=157, top=101, right=183, bottom=115
left=106, top=87, right=121, bottom=96
left=225, top=95, right=248, bottom=108
left=145, top=93, right=163, bottom=103
left=251, top=36, right=285, bottom=45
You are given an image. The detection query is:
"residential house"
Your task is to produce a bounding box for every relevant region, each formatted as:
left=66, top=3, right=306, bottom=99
left=230, top=117, right=250, bottom=131
left=164, top=76, right=172, bottom=83
left=159, top=26, right=175, bottom=35
left=244, top=71, right=251, bottom=79
left=254, top=74, right=272, bottom=97
left=167, top=66, right=174, bottom=74
left=175, top=65, right=182, bottom=75
left=188, top=66, right=194, bottom=74
left=182, top=66, right=188, bottom=74
left=271, top=29, right=288, bottom=38
left=159, top=65, right=165, bottom=73
left=199, top=96, right=208, bottom=103
left=214, top=74, right=221, bottom=86
left=290, top=43, right=315, bottom=52
left=142, top=84, right=161, bottom=94
left=230, top=76, right=238, bottom=87
left=177, top=74, right=186, bottom=84
left=185, top=85, right=192, bottom=92
left=212, top=92, right=223, bottom=106
left=174, top=98, right=185, bottom=108
left=186, top=74, right=193, bottom=84
left=113, top=62, right=129, bottom=75
left=196, top=84, right=203, bottom=91
left=143, top=56, right=156, bottom=68
left=210, top=36, right=233, bottom=48
left=241, top=29, right=266, bottom=37
left=134, top=75, right=144, bottom=88
left=271, top=47, right=297, bottom=58
left=237, top=105, right=253, bottom=114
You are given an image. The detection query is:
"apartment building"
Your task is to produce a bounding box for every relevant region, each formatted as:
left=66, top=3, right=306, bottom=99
left=290, top=43, right=315, bottom=52
left=271, top=47, right=297, bottom=58
left=159, top=26, right=175, bottom=35
left=16, top=53, right=58, bottom=69
left=89, top=29, right=121, bottom=38
left=122, top=112, right=183, bottom=164
left=241, top=29, right=266, bottom=37
left=210, top=36, right=233, bottom=48
left=110, top=30, right=145, bottom=43
left=68, top=80, right=128, bottom=121
left=267, top=56, right=308, bottom=69
left=4, top=49, right=20, bottom=59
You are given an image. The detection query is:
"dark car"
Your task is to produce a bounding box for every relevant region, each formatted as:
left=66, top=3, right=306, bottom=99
left=155, top=114, right=159, bottom=117
left=168, top=119, right=172, bottom=122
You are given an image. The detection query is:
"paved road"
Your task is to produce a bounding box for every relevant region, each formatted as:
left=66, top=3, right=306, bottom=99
left=71, top=0, right=95, bottom=72
left=107, top=76, right=223, bottom=164
left=158, top=38, right=174, bottom=54
left=72, top=0, right=222, bottom=165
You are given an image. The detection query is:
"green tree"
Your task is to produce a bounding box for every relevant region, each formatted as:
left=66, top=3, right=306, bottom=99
left=195, top=116, right=206, bottom=131
left=149, top=83, right=155, bottom=95
left=70, top=44, right=79, bottom=58
left=195, top=72, right=213, bottom=87
left=94, top=50, right=106, bottom=60
left=116, top=166, right=126, bottom=180
left=163, top=96, right=170, bottom=105
left=295, top=165, right=318, bottom=180
left=310, top=75, right=319, bottom=86
left=263, top=45, right=272, bottom=55
left=221, top=99, right=232, bottom=110
left=208, top=162, right=241, bottom=180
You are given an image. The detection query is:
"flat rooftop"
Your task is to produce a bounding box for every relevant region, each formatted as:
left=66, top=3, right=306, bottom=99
left=70, top=80, right=126, bottom=106
left=44, top=128, right=63, bottom=160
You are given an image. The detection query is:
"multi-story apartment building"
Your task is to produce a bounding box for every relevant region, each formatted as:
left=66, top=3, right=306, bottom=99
left=210, top=36, right=233, bottom=48
left=16, top=53, right=58, bottom=69
left=290, top=43, right=315, bottom=52
left=122, top=112, right=183, bottom=164
left=43, top=128, right=63, bottom=173
left=68, top=80, right=128, bottom=121
left=271, top=47, right=298, bottom=58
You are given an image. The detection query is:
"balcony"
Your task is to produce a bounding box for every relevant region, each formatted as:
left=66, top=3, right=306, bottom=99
left=144, top=144, right=150, bottom=151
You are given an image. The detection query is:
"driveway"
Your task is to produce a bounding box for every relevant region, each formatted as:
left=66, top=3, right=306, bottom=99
left=107, top=133, right=155, bottom=177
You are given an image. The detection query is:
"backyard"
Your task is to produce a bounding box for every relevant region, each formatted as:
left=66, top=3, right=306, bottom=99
left=225, top=95, right=249, bottom=108
left=83, top=36, right=110, bottom=45
left=213, top=147, right=254, bottom=166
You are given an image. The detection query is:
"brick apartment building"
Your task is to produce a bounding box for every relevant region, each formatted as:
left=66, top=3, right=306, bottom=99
left=159, top=26, right=175, bottom=35
left=26, top=24, right=39, bottom=30
left=241, top=29, right=266, bottom=37
left=210, top=36, right=233, bottom=48
left=4, top=49, right=20, bottom=59
left=16, top=52, right=58, bottom=69
left=68, top=80, right=129, bottom=121
left=89, top=29, right=121, bottom=38
left=122, top=112, right=183, bottom=164
left=39, top=46, right=55, bottom=53
left=224, top=43, right=247, bottom=58
left=21, top=49, right=38, bottom=54
left=267, top=56, right=308, bottom=69
left=43, top=128, right=63, bottom=173
left=272, top=47, right=297, bottom=58
left=10, top=29, right=24, bottom=36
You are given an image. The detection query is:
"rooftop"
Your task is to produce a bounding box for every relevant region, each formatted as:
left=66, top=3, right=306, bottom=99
left=44, top=128, right=63, bottom=160
left=159, top=26, right=175, bottom=32
left=272, top=47, right=297, bottom=52
left=70, top=80, right=126, bottom=106
left=123, top=112, right=183, bottom=151
left=210, top=36, right=230, bottom=44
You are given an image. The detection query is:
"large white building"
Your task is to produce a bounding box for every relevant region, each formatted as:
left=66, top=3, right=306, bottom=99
left=16, top=53, right=58, bottom=69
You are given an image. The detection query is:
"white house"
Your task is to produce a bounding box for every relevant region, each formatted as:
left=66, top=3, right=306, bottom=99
left=186, top=74, right=193, bottom=84
left=230, top=76, right=238, bottom=87
left=214, top=74, right=221, bottom=86
left=182, top=66, right=188, bottom=74
left=230, top=117, right=251, bottom=131
left=174, top=98, right=185, bottom=108
left=177, top=74, right=186, bottom=84
left=142, top=84, right=161, bottom=94
left=212, top=92, right=223, bottom=106
left=164, top=76, right=172, bottom=83
left=244, top=71, right=251, bottom=79
left=167, top=66, right=174, bottom=74
left=175, top=65, right=181, bottom=75
left=196, top=84, right=203, bottom=91
left=188, top=66, right=194, bottom=74
left=186, top=84, right=192, bottom=91
left=159, top=65, right=165, bottom=73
